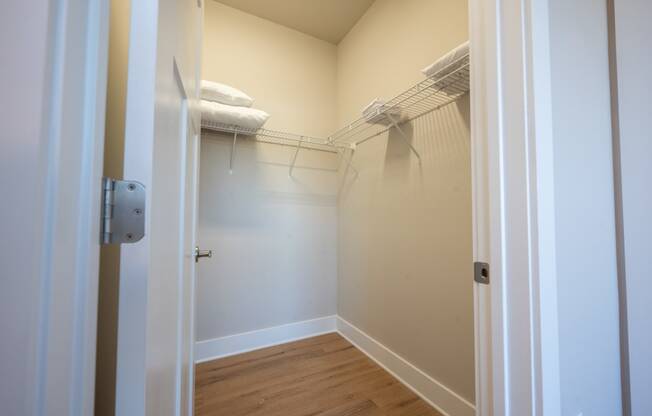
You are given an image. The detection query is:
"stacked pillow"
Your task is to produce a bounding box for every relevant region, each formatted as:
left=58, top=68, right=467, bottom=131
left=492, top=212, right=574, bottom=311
left=421, top=41, right=470, bottom=95
left=200, top=81, right=270, bottom=130
left=201, top=81, right=255, bottom=107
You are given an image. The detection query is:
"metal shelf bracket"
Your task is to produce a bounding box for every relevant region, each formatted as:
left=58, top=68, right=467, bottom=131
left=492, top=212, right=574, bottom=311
left=385, top=113, right=422, bottom=161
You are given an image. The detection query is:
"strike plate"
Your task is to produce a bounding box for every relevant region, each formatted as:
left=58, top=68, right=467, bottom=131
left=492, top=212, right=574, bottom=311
left=474, top=262, right=490, bottom=285
left=102, top=178, right=146, bottom=245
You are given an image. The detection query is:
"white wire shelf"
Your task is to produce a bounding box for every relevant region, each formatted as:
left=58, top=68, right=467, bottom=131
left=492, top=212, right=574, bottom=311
left=200, top=120, right=358, bottom=175
left=201, top=52, right=469, bottom=171
left=328, top=53, right=470, bottom=151
left=200, top=120, right=345, bottom=153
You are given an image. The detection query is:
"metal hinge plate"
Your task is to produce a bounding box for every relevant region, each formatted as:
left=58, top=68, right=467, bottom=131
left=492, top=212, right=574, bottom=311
left=474, top=262, right=490, bottom=285
left=101, top=177, right=146, bottom=245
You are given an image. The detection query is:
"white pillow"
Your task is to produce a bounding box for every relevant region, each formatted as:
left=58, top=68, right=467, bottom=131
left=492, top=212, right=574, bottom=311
left=421, top=41, right=470, bottom=78
left=201, top=80, right=254, bottom=107
left=201, top=100, right=270, bottom=130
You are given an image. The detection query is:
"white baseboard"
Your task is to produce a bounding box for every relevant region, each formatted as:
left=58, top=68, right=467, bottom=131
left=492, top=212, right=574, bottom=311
left=194, top=315, right=337, bottom=363
left=336, top=317, right=475, bottom=416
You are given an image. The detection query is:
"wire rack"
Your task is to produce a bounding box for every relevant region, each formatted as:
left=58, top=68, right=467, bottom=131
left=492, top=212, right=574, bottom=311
left=200, top=52, right=469, bottom=170
left=328, top=53, right=470, bottom=149
left=200, top=120, right=344, bottom=153
left=201, top=119, right=359, bottom=175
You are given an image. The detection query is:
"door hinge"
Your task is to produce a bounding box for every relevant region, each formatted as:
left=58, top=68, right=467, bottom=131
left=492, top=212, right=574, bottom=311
left=474, top=262, right=490, bottom=285
left=101, top=177, right=146, bottom=245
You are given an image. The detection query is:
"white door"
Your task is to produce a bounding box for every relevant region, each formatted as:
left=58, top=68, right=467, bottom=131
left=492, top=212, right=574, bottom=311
left=179, top=131, right=200, bottom=416
left=1, top=1, right=109, bottom=415
left=114, top=0, right=203, bottom=415
left=611, top=1, right=652, bottom=413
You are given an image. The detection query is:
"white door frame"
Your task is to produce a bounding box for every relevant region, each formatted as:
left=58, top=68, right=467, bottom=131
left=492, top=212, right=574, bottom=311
left=470, top=0, right=562, bottom=414
left=113, top=2, right=159, bottom=414
left=0, top=0, right=569, bottom=413
left=468, top=0, right=494, bottom=413
left=1, top=0, right=109, bottom=415
left=41, top=1, right=110, bottom=413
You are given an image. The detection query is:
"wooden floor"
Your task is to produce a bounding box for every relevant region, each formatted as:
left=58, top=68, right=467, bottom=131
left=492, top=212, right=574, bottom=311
left=195, top=333, right=443, bottom=416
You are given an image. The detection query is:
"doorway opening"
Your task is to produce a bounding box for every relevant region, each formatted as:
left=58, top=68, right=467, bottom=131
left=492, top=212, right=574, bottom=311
left=193, top=2, right=475, bottom=416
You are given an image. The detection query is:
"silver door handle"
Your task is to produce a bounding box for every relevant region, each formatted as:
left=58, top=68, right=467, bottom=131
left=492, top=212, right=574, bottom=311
left=194, top=246, right=212, bottom=263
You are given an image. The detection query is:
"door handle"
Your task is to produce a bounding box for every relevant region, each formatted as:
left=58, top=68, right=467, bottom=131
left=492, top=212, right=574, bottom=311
left=194, top=246, right=212, bottom=263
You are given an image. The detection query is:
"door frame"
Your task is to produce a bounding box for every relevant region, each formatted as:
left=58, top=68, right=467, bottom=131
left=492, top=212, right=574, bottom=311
left=469, top=0, right=562, bottom=414
left=8, top=0, right=568, bottom=413
left=112, top=1, right=159, bottom=414
left=1, top=0, right=109, bottom=414
left=44, top=1, right=110, bottom=413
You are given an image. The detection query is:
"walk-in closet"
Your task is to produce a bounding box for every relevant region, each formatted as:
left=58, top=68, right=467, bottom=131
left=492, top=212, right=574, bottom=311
left=193, top=1, right=474, bottom=415
left=9, top=0, right=647, bottom=413
left=8, top=0, right=644, bottom=414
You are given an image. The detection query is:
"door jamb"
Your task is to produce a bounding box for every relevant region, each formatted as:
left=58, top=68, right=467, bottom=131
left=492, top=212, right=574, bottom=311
left=470, top=0, right=562, bottom=414
left=469, top=0, right=493, bottom=413
left=30, top=0, right=110, bottom=414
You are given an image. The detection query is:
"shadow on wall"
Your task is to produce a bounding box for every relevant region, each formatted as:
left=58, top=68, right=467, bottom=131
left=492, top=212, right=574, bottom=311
left=199, top=131, right=340, bottom=228
left=337, top=95, right=471, bottom=202
left=383, top=94, right=471, bottom=182
left=419, top=93, right=471, bottom=161
left=384, top=121, right=417, bottom=184
left=195, top=130, right=339, bottom=340
left=337, top=93, right=475, bottom=402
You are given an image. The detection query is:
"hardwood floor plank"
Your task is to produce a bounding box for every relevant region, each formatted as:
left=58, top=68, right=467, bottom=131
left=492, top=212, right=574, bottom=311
left=195, top=333, right=444, bottom=416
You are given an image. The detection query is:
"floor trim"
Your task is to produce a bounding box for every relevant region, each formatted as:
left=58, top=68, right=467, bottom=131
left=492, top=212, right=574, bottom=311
left=336, top=317, right=476, bottom=416
left=194, top=315, right=337, bottom=363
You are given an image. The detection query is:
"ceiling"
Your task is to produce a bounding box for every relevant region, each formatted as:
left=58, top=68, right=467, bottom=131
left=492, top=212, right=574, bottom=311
left=214, top=0, right=376, bottom=44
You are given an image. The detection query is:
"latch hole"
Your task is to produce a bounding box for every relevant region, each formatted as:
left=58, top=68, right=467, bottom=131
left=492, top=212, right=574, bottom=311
left=474, top=262, right=490, bottom=285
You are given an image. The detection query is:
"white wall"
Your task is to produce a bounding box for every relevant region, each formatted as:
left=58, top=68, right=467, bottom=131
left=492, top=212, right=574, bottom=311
left=611, top=0, right=652, bottom=414
left=548, top=0, right=622, bottom=414
left=197, top=135, right=338, bottom=340
left=197, top=2, right=339, bottom=342
left=336, top=0, right=475, bottom=404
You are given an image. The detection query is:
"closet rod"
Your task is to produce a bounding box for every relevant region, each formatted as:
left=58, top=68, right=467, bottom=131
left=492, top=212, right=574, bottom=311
left=201, top=121, right=349, bottom=154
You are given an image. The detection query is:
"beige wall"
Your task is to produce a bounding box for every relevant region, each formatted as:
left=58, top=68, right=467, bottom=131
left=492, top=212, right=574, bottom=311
left=336, top=0, right=474, bottom=403
left=336, top=0, right=469, bottom=126
left=95, top=0, right=130, bottom=415
left=197, top=134, right=339, bottom=341
left=203, top=1, right=337, bottom=137
left=197, top=1, right=339, bottom=341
